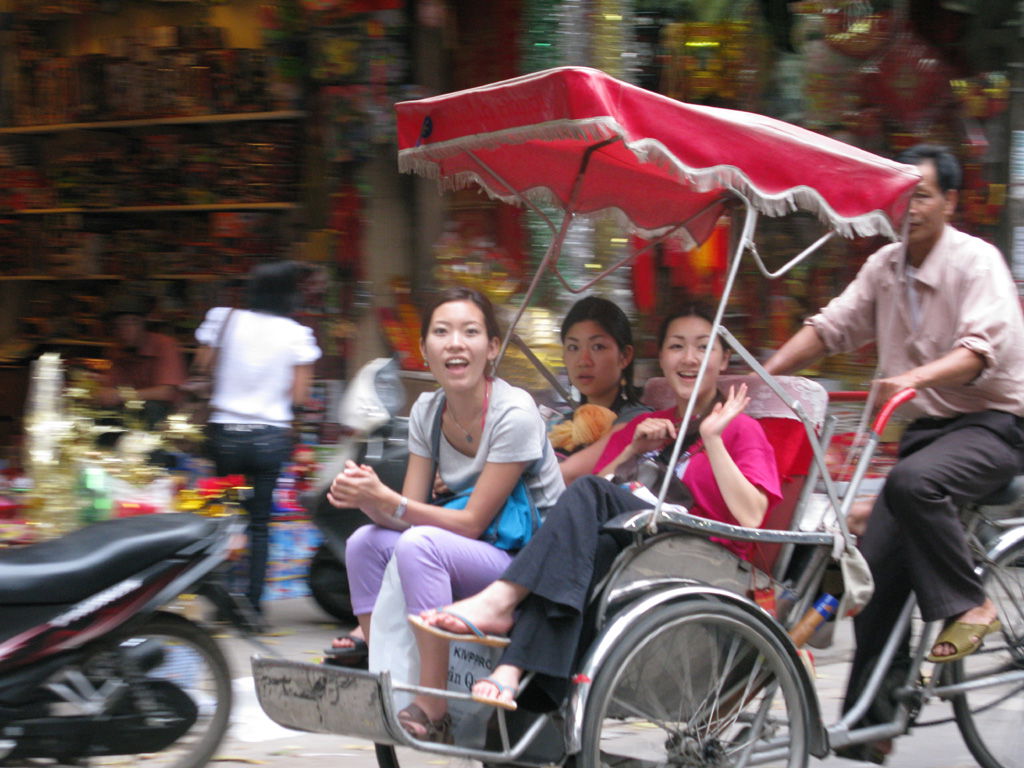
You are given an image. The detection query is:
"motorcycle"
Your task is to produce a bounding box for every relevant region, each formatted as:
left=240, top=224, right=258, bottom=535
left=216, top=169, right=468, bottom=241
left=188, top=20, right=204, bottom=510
left=0, top=491, right=256, bottom=767
left=302, top=357, right=409, bottom=623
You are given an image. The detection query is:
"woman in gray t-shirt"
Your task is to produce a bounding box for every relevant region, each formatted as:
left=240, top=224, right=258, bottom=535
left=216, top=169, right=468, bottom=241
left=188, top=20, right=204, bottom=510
left=327, top=286, right=564, bottom=743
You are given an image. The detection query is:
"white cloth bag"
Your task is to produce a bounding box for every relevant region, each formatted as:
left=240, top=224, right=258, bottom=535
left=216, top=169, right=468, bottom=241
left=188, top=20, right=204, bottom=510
left=368, top=557, right=501, bottom=745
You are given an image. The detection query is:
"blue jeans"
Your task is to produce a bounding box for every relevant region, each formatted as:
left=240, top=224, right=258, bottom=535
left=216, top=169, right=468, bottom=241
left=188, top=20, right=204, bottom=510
left=207, top=423, right=293, bottom=610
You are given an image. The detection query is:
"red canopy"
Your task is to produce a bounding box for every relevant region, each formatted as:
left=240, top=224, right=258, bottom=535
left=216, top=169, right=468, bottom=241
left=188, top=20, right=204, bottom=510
left=397, top=67, right=919, bottom=247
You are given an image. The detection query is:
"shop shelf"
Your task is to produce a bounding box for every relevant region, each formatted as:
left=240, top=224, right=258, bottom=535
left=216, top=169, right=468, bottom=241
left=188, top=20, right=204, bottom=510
left=0, top=110, right=307, bottom=135
left=7, top=202, right=301, bottom=215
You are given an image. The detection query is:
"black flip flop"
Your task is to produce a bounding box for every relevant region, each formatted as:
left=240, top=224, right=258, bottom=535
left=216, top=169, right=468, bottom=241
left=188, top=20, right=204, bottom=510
left=324, top=635, right=368, bottom=668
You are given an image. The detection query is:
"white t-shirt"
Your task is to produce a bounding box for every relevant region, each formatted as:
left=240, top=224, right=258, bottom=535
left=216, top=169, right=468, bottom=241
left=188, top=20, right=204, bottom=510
left=408, top=378, right=565, bottom=510
left=196, top=306, right=322, bottom=427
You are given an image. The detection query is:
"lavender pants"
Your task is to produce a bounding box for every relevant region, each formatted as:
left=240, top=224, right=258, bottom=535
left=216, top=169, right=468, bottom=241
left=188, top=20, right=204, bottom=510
left=345, top=524, right=514, bottom=616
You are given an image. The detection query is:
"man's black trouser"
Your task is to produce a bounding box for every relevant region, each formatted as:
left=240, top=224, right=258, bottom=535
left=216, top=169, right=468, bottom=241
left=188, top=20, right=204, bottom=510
left=843, top=410, right=1024, bottom=719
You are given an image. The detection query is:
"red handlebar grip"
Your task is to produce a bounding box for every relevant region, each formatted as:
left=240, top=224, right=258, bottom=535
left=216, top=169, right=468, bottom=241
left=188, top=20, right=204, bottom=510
left=871, top=389, right=916, bottom=434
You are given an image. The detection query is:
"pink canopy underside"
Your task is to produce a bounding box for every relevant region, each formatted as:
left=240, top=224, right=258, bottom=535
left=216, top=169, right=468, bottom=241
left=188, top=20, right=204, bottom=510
left=397, top=67, right=920, bottom=245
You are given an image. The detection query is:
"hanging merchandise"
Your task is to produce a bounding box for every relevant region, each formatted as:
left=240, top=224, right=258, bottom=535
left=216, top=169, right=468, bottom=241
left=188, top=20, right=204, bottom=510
left=309, top=3, right=409, bottom=161
left=378, top=279, right=425, bottom=371
left=797, top=16, right=863, bottom=132
left=951, top=72, right=1009, bottom=230
left=258, top=0, right=305, bottom=112
left=521, top=0, right=565, bottom=74
left=659, top=1, right=772, bottom=110
left=430, top=201, right=524, bottom=305
left=858, top=28, right=954, bottom=137
left=590, top=0, right=637, bottom=81
left=329, top=180, right=364, bottom=276
left=303, top=0, right=403, bottom=20
left=822, top=0, right=891, bottom=59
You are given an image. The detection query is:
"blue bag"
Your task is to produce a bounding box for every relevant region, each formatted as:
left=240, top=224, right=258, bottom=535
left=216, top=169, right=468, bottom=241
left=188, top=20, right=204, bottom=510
left=439, top=479, right=540, bottom=552
left=429, top=394, right=545, bottom=552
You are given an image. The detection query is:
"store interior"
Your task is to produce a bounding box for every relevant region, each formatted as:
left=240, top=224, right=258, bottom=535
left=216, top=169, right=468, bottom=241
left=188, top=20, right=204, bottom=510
left=0, top=0, right=1019, bottom=580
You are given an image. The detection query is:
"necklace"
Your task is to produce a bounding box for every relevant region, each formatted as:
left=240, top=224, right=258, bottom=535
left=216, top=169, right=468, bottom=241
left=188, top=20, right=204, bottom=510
left=445, top=379, right=491, bottom=444
left=446, top=405, right=475, bottom=443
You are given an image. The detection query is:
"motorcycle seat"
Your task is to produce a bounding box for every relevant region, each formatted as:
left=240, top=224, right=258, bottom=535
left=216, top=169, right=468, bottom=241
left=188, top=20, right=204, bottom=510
left=0, top=512, right=219, bottom=605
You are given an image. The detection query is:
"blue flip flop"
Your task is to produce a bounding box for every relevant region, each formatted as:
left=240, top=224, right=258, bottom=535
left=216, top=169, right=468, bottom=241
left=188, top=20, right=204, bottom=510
left=471, top=676, right=518, bottom=711
left=408, top=611, right=511, bottom=648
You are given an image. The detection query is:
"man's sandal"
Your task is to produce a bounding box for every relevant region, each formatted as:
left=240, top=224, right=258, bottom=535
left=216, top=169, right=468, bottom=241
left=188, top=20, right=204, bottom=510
left=471, top=676, right=518, bottom=711
left=926, top=618, right=1001, bottom=663
left=397, top=703, right=453, bottom=743
left=834, top=739, right=892, bottom=765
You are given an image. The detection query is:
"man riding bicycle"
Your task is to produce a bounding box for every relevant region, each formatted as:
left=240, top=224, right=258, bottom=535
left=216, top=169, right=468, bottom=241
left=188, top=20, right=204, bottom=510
left=764, top=143, right=1024, bottom=760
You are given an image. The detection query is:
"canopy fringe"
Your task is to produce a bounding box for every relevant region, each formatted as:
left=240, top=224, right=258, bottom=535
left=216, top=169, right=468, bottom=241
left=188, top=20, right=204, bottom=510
left=398, top=117, right=902, bottom=242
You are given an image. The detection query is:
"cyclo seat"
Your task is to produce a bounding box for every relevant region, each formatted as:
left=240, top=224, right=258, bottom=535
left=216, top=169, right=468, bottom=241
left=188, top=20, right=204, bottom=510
left=0, top=512, right=218, bottom=606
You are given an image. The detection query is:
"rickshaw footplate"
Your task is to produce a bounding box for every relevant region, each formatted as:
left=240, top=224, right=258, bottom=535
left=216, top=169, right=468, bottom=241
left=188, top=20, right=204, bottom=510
left=252, top=655, right=401, bottom=744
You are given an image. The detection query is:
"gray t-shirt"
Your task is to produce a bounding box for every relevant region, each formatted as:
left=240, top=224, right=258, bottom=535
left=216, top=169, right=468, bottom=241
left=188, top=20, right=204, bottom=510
left=408, top=377, right=565, bottom=510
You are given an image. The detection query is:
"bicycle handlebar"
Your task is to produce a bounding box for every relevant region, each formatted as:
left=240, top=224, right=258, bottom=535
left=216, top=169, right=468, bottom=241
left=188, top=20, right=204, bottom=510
left=871, top=388, right=916, bottom=434
left=827, top=388, right=917, bottom=434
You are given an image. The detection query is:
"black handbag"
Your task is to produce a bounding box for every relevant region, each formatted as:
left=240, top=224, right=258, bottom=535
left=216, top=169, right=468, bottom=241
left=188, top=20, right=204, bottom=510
left=609, top=440, right=698, bottom=508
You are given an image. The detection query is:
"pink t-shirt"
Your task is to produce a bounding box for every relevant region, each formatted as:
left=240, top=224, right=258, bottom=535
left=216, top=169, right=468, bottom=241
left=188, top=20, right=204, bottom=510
left=594, top=407, right=782, bottom=560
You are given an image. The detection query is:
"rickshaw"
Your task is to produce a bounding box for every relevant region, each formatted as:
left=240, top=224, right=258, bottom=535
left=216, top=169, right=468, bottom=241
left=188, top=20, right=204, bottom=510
left=251, top=67, right=1024, bottom=768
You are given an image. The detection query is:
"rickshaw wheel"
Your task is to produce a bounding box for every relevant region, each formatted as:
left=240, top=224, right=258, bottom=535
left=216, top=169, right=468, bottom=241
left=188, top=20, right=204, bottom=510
left=580, top=600, right=809, bottom=768
left=952, top=538, right=1024, bottom=768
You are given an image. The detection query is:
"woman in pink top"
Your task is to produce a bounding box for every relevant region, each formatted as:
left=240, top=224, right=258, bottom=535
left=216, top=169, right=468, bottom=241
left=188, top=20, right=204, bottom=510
left=413, top=302, right=781, bottom=712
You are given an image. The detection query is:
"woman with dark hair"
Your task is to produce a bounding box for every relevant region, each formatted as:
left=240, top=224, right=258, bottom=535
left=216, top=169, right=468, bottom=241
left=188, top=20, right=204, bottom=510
left=327, top=285, right=565, bottom=742
left=560, top=295, right=645, bottom=415
left=194, top=259, right=322, bottom=619
left=415, top=302, right=781, bottom=712
left=553, top=296, right=651, bottom=483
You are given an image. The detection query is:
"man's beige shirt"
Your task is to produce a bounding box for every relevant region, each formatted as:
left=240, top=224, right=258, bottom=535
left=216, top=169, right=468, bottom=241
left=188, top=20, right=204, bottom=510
left=809, top=224, right=1024, bottom=420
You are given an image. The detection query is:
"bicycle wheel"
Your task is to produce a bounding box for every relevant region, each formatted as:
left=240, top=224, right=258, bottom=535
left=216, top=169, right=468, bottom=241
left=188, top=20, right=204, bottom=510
left=580, top=600, right=810, bottom=768
left=79, top=611, right=233, bottom=768
left=952, top=537, right=1024, bottom=768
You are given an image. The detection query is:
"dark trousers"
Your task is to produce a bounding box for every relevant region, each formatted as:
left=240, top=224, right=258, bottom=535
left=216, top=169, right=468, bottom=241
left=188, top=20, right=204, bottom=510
left=207, top=423, right=293, bottom=611
left=500, top=476, right=651, bottom=707
left=844, top=411, right=1024, bottom=718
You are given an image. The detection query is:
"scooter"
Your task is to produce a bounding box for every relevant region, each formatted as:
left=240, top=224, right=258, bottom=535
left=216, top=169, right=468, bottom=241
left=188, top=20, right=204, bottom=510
left=303, top=357, right=409, bottom=623
left=0, top=494, right=255, bottom=767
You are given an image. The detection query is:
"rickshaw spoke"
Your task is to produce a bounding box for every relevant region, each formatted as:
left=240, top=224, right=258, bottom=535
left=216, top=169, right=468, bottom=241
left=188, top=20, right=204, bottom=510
left=696, top=630, right=739, bottom=741
left=707, top=655, right=767, bottom=742
left=581, top=602, right=808, bottom=768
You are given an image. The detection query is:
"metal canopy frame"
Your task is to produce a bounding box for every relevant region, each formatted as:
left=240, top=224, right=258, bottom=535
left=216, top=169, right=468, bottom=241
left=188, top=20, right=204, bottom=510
left=463, top=138, right=900, bottom=545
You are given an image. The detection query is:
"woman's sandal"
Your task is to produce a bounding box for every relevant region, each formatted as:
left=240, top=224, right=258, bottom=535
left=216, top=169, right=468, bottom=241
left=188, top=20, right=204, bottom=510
left=397, top=703, right=453, bottom=743
left=408, top=611, right=511, bottom=648
left=323, top=634, right=368, bottom=669
left=926, top=618, right=1001, bottom=663
left=471, top=676, right=519, bottom=711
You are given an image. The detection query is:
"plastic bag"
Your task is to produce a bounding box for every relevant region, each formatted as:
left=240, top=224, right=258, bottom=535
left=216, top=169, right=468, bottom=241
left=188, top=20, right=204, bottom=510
left=369, top=557, right=501, bottom=746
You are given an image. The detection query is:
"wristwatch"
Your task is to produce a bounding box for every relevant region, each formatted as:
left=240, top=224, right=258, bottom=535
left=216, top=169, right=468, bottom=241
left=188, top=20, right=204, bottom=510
left=394, top=496, right=409, bottom=519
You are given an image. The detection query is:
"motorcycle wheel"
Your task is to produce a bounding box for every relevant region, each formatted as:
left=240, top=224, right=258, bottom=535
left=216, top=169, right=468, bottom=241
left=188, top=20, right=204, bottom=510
left=308, top=543, right=356, bottom=623
left=84, top=611, right=233, bottom=768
